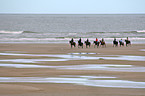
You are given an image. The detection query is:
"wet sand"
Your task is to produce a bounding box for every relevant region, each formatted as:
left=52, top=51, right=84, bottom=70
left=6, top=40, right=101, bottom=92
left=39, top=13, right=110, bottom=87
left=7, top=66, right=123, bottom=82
left=0, top=43, right=145, bottom=96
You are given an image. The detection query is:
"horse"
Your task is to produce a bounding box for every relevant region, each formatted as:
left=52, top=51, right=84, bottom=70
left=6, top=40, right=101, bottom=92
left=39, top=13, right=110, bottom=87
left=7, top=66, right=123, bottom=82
left=69, top=41, right=76, bottom=48
left=113, top=41, right=118, bottom=47
left=85, top=41, right=91, bottom=48
left=125, top=40, right=131, bottom=47
left=119, top=41, right=124, bottom=47
left=93, top=41, right=99, bottom=48
left=100, top=40, right=106, bottom=48
left=78, top=41, right=83, bottom=48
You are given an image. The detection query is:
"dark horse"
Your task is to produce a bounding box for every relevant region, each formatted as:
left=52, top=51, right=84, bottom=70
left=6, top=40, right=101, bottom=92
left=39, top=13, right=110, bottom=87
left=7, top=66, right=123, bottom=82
left=113, top=41, right=118, bottom=47
left=78, top=41, right=83, bottom=48
left=119, top=41, right=124, bottom=47
left=69, top=41, right=76, bottom=48
left=94, top=41, right=99, bottom=48
left=100, top=40, right=106, bottom=47
left=85, top=41, right=91, bottom=48
left=125, top=40, right=131, bottom=47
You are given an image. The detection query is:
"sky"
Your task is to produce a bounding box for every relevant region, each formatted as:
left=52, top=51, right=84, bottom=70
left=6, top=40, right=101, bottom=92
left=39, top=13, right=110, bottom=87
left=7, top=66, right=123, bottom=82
left=0, top=0, right=145, bottom=14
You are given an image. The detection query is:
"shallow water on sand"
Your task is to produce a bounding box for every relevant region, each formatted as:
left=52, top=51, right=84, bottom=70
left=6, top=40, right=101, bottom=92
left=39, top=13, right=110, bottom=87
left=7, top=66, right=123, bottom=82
left=55, top=64, right=145, bottom=72
left=0, top=75, right=145, bottom=88
left=0, top=52, right=145, bottom=72
left=1, top=63, right=145, bottom=72
left=140, top=49, right=145, bottom=51
left=0, top=52, right=145, bottom=89
left=0, top=53, right=145, bottom=63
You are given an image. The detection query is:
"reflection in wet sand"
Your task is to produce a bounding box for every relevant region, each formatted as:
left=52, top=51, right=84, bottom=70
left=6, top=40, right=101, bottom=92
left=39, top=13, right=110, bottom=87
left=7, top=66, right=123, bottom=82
left=0, top=75, right=145, bottom=88
left=0, top=52, right=145, bottom=89
left=68, top=53, right=97, bottom=55
left=1, top=63, right=145, bottom=72
left=0, top=53, right=145, bottom=63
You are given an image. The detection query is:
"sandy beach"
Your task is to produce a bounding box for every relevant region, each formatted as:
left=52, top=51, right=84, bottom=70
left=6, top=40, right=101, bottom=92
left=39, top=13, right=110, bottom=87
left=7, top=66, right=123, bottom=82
left=0, top=43, right=145, bottom=96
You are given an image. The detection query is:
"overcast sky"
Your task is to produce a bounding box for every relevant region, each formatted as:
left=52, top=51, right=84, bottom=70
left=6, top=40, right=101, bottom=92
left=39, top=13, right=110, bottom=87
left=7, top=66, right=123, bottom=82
left=0, top=0, right=145, bottom=14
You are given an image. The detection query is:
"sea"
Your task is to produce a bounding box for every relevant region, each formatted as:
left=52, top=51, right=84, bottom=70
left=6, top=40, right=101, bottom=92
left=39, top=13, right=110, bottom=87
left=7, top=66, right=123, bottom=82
left=0, top=14, right=145, bottom=44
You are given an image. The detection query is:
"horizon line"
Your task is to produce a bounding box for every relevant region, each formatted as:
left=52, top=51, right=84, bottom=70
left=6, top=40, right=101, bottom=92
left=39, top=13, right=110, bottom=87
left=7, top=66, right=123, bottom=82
left=0, top=13, right=145, bottom=15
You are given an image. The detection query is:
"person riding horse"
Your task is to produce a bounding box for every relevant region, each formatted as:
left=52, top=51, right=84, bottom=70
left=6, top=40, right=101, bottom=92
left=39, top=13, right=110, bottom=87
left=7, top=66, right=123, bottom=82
left=78, top=38, right=83, bottom=48
left=113, top=38, right=118, bottom=47
left=69, top=38, right=76, bottom=48
left=125, top=37, right=131, bottom=47
left=119, top=39, right=124, bottom=47
left=85, top=39, right=91, bottom=48
left=94, top=38, right=99, bottom=48
left=100, top=38, right=106, bottom=47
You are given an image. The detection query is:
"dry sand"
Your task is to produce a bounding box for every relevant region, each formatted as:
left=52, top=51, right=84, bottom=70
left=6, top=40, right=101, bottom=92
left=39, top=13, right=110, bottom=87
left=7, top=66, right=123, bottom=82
left=0, top=43, right=145, bottom=96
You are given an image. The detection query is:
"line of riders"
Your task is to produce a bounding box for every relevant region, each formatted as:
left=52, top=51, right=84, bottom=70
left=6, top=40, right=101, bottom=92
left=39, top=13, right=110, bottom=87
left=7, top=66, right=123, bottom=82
left=69, top=37, right=131, bottom=48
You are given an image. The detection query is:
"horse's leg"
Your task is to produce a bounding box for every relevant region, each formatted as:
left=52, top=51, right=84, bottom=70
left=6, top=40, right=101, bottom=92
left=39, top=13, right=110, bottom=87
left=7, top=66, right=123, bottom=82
left=74, top=44, right=76, bottom=47
left=73, top=44, right=75, bottom=48
left=126, top=42, right=128, bottom=47
left=97, top=43, right=99, bottom=48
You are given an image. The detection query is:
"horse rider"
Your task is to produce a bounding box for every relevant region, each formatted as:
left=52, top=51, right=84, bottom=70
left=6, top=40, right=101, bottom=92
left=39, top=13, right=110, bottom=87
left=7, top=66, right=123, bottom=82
left=86, top=38, right=89, bottom=43
left=78, top=37, right=82, bottom=43
left=71, top=38, right=74, bottom=43
left=113, top=38, right=118, bottom=43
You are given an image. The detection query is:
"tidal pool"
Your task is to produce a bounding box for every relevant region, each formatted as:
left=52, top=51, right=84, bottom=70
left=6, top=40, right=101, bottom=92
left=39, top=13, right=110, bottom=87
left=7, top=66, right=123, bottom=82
left=1, top=63, right=145, bottom=72
left=0, top=75, right=145, bottom=88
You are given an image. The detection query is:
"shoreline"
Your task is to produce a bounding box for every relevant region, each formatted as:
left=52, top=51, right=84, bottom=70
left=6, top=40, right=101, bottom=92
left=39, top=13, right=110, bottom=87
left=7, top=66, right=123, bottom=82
left=0, top=39, right=145, bottom=44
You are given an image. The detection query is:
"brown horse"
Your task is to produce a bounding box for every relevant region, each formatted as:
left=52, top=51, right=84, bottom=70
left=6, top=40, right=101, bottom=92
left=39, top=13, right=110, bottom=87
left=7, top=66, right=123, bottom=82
left=85, top=41, right=91, bottom=48
left=69, top=41, right=76, bottom=48
left=100, top=40, right=106, bottom=48
left=94, top=41, right=99, bottom=48
left=78, top=41, right=83, bottom=48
